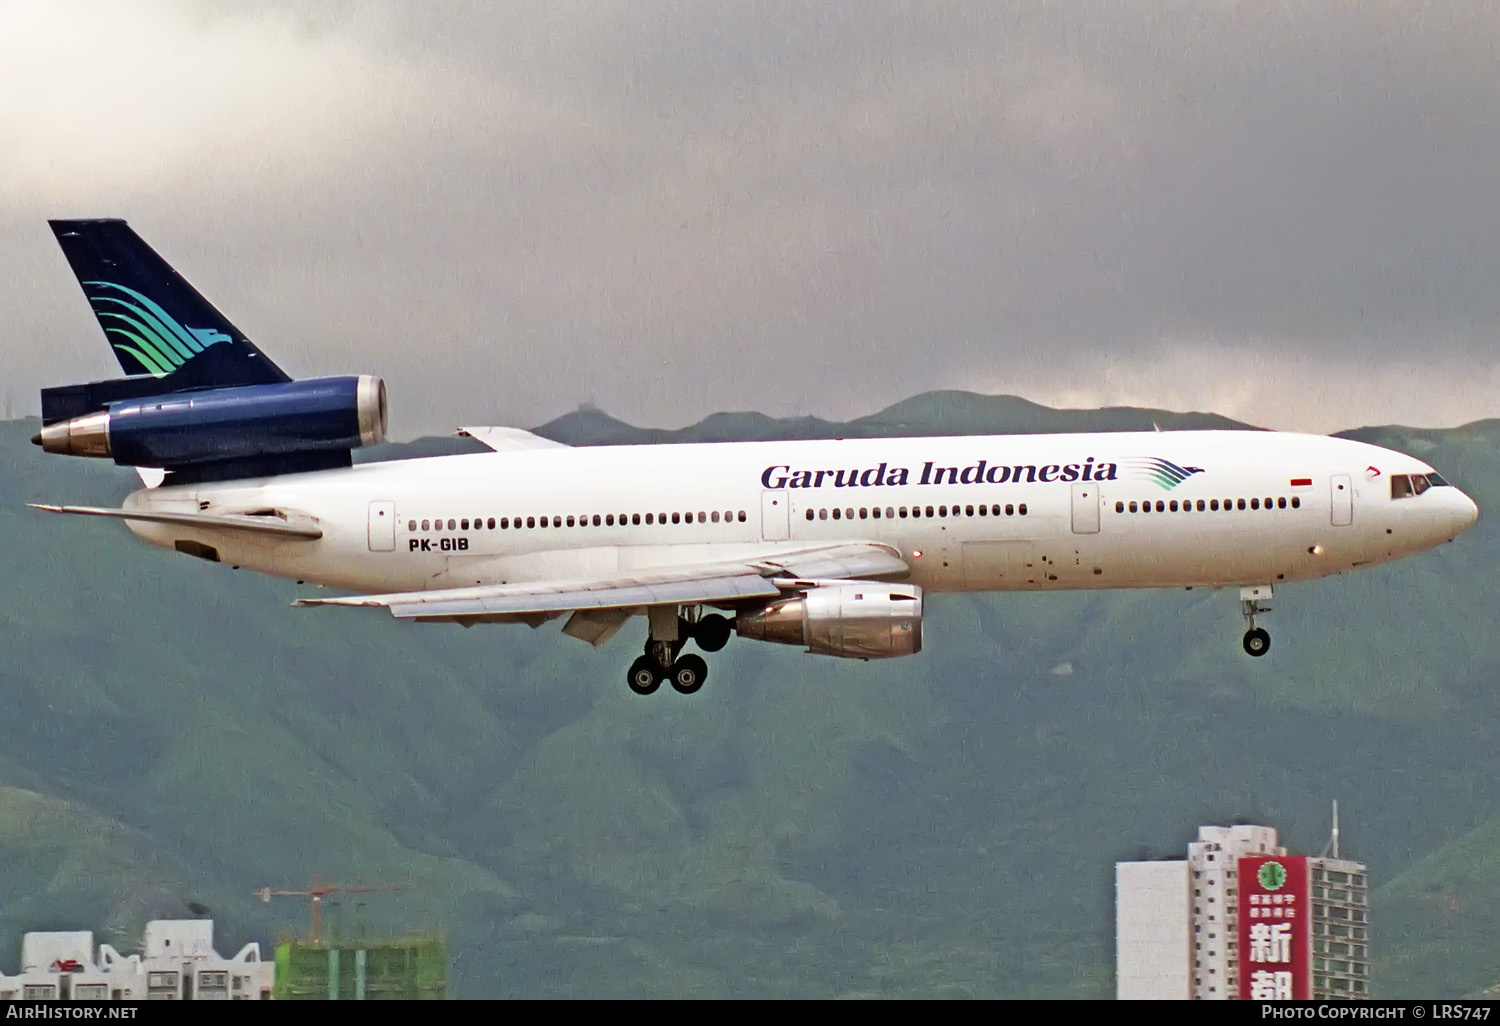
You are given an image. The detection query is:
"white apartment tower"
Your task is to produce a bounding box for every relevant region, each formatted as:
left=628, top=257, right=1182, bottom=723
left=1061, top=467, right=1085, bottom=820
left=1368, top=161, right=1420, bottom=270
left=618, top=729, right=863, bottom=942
left=1116, top=824, right=1367, bottom=1000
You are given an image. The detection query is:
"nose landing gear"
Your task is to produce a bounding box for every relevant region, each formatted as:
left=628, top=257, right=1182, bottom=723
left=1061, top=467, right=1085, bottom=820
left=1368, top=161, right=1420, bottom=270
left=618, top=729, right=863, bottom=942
left=1240, top=585, right=1273, bottom=657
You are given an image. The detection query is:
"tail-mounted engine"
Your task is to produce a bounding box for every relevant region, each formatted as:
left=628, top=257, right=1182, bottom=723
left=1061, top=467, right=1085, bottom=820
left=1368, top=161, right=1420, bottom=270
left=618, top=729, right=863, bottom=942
left=35, top=375, right=386, bottom=468
left=736, top=582, right=923, bottom=659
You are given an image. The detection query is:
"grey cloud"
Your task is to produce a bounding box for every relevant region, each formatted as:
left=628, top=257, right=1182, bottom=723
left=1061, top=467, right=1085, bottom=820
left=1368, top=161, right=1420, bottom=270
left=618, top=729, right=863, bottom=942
left=2, top=1, right=1497, bottom=434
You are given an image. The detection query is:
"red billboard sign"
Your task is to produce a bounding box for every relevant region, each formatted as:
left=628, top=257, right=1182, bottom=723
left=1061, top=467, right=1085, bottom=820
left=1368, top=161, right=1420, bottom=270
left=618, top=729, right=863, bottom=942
left=1237, top=855, right=1311, bottom=1000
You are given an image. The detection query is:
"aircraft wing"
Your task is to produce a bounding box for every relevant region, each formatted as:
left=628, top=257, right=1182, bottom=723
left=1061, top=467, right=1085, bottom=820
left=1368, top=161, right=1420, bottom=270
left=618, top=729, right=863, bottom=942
left=296, top=542, right=909, bottom=620
left=29, top=504, right=323, bottom=539
left=457, top=426, right=569, bottom=452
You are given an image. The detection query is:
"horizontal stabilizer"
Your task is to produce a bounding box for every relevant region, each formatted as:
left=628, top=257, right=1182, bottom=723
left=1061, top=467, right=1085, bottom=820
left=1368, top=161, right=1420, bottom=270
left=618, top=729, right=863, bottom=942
left=457, top=426, right=569, bottom=452
left=29, top=504, right=322, bottom=539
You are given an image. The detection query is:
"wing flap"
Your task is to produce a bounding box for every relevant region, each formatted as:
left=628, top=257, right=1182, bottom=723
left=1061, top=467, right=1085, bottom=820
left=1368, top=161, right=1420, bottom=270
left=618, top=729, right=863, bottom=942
left=298, top=541, right=909, bottom=619
left=29, top=504, right=323, bottom=539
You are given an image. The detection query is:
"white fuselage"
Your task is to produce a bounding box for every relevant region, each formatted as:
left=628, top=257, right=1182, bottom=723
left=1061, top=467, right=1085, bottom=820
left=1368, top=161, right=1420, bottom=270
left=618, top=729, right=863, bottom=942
left=119, top=430, right=1478, bottom=599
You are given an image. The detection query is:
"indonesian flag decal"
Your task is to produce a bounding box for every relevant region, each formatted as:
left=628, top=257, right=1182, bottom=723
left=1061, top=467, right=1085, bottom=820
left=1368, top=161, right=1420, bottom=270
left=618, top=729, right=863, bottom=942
left=1289, top=477, right=1313, bottom=489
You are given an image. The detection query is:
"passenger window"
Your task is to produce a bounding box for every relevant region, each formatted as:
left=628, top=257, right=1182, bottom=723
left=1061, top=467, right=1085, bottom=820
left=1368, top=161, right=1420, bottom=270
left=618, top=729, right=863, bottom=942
left=899, top=507, right=909, bottom=518
left=670, top=512, right=679, bottom=524
left=738, top=511, right=746, bottom=522
left=938, top=505, right=948, bottom=517
left=859, top=508, right=869, bottom=519
left=421, top=519, right=430, bottom=531
left=1169, top=500, right=1179, bottom=512
left=631, top=514, right=640, bottom=525
left=871, top=507, right=882, bottom=519
left=846, top=508, right=854, bottom=520
left=1129, top=501, right=1138, bottom=513
left=525, top=516, right=535, bottom=528
left=926, top=506, right=935, bottom=517
left=1005, top=504, right=1015, bottom=516
left=833, top=508, right=843, bottom=520
left=1018, top=503, right=1028, bottom=516
left=1196, top=500, right=1206, bottom=511
left=1155, top=500, right=1165, bottom=512
left=819, top=508, right=828, bottom=520
left=1116, top=501, right=1125, bottom=513
left=712, top=511, right=721, bottom=523
left=966, top=505, right=975, bottom=516
left=564, top=516, right=573, bottom=527
left=447, top=519, right=456, bottom=530
left=592, top=514, right=601, bottom=526
left=806, top=509, right=815, bottom=521
left=407, top=520, right=416, bottom=531
left=1291, top=496, right=1300, bottom=509
left=694, top=512, right=703, bottom=523
left=1277, top=498, right=1286, bottom=510
left=979, top=504, right=989, bottom=516
left=1236, top=499, right=1245, bottom=511
left=500, top=518, right=509, bottom=529
left=1249, top=499, right=1259, bottom=511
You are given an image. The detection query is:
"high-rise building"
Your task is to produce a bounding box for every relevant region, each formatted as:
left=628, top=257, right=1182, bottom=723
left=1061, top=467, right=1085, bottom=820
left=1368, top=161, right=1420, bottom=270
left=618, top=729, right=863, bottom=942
left=1115, top=824, right=1368, bottom=999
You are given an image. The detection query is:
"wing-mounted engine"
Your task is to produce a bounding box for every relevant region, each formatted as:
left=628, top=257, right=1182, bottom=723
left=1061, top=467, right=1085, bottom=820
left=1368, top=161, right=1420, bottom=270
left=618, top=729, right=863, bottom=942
left=36, top=375, right=387, bottom=469
left=736, top=582, right=923, bottom=659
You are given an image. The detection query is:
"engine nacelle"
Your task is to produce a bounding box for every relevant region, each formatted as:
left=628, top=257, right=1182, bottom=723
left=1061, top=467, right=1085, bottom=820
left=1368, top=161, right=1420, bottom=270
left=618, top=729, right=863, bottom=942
left=36, top=375, right=386, bottom=468
left=736, top=583, right=923, bottom=659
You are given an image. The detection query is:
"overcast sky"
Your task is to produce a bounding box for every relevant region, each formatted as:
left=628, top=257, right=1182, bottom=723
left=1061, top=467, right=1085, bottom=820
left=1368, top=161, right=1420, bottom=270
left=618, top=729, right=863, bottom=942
left=2, top=1, right=1497, bottom=436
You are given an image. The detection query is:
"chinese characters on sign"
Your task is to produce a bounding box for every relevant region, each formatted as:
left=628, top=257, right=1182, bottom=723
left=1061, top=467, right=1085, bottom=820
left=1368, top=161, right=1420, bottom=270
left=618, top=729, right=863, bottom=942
left=1237, top=856, right=1310, bottom=1000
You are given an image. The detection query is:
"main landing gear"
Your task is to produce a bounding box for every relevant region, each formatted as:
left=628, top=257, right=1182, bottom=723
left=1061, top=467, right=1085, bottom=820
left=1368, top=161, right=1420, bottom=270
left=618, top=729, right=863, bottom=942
left=1240, top=585, right=1273, bottom=658
left=626, top=607, right=734, bottom=696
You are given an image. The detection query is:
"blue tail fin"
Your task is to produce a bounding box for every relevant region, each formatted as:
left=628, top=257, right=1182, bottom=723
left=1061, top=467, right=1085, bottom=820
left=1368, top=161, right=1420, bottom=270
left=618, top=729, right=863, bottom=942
left=49, top=219, right=289, bottom=387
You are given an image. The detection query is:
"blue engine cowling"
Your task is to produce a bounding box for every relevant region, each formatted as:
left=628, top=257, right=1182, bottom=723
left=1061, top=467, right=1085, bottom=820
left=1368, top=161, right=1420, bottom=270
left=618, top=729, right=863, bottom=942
left=37, top=375, right=386, bottom=467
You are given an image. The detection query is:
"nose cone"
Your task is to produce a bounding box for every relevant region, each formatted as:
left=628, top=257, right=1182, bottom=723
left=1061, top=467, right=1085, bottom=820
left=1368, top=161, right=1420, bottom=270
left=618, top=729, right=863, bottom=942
left=1458, top=490, right=1480, bottom=532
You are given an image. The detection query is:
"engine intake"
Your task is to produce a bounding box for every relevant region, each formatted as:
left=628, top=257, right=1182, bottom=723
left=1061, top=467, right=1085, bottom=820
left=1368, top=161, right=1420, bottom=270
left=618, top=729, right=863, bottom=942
left=736, top=582, right=923, bottom=659
left=36, top=375, right=386, bottom=468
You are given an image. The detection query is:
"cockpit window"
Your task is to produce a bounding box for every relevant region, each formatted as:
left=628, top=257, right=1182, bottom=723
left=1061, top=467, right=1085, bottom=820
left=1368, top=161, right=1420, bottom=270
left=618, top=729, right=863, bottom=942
left=1392, top=472, right=1450, bottom=499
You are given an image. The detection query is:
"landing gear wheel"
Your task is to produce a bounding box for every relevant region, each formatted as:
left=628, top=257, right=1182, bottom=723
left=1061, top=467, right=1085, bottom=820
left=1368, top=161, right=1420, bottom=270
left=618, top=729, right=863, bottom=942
left=627, top=656, right=663, bottom=695
left=695, top=614, right=732, bottom=653
left=1242, top=627, right=1271, bottom=658
left=670, top=654, right=709, bottom=694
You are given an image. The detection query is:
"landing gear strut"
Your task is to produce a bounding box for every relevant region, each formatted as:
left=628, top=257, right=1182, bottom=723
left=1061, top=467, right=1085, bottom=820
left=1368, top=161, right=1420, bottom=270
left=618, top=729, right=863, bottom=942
left=1240, top=585, right=1273, bottom=658
left=624, top=607, right=732, bottom=695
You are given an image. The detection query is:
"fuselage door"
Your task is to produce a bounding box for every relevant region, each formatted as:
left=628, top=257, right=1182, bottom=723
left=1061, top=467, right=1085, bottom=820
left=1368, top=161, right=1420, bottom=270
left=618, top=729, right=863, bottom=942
left=1331, top=474, right=1353, bottom=527
left=761, top=490, right=790, bottom=542
left=1070, top=482, right=1100, bottom=534
left=368, top=500, right=396, bottom=551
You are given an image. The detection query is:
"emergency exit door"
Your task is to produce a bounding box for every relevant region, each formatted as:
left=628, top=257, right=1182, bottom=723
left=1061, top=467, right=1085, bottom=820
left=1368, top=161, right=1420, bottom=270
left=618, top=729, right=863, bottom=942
left=1070, top=481, right=1100, bottom=534
left=761, top=490, right=790, bottom=541
left=1330, top=475, right=1352, bottom=527
left=368, top=501, right=396, bottom=551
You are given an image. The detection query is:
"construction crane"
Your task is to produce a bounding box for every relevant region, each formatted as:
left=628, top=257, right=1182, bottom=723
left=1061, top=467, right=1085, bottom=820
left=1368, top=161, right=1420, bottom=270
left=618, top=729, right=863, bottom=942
left=253, top=882, right=407, bottom=945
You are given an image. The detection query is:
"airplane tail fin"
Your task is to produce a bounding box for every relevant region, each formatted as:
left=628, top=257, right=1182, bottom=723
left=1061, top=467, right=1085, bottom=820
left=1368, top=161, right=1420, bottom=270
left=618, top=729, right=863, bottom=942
left=48, top=219, right=289, bottom=388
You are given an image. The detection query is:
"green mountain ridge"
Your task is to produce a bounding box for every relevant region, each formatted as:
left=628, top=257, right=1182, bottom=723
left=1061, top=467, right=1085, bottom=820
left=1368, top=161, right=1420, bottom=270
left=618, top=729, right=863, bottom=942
left=0, top=393, right=1496, bottom=997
